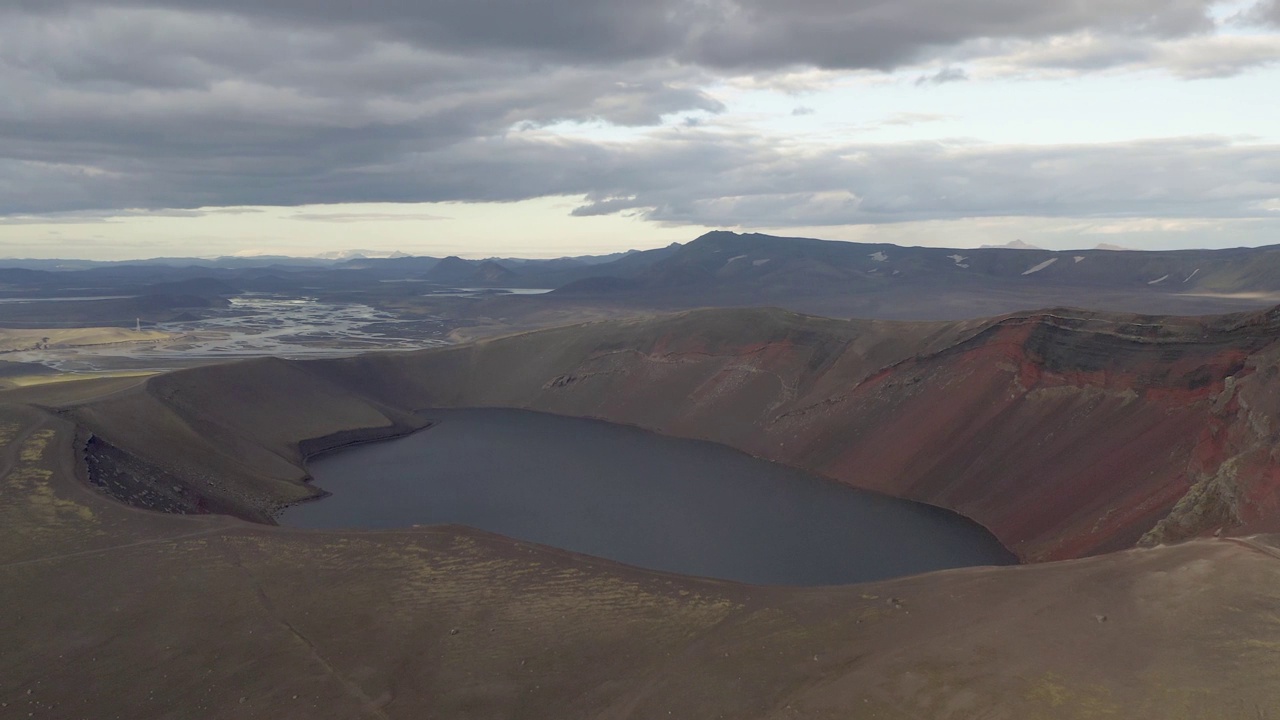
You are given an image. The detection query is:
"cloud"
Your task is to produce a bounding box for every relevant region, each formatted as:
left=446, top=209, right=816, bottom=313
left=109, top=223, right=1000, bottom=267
left=1073, top=218, right=1225, bottom=235
left=676, top=0, right=1214, bottom=71
left=555, top=134, right=1280, bottom=227
left=0, top=11, right=725, bottom=214
left=1242, top=0, right=1280, bottom=26
left=7, top=1, right=1223, bottom=72
left=915, top=67, right=969, bottom=85
left=292, top=212, right=451, bottom=223
left=989, top=34, right=1154, bottom=72
left=1154, top=35, right=1280, bottom=78
left=204, top=207, right=266, bottom=215
left=21, top=126, right=1277, bottom=228
left=856, top=29, right=1280, bottom=83
left=880, top=112, right=951, bottom=126
left=0, top=7, right=723, bottom=150
left=791, top=106, right=816, bottom=116
left=0, top=0, right=1275, bottom=233
left=0, top=208, right=219, bottom=224
left=983, top=32, right=1280, bottom=78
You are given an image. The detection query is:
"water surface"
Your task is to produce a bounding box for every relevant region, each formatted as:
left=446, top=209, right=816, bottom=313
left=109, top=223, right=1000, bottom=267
left=281, top=408, right=1016, bottom=585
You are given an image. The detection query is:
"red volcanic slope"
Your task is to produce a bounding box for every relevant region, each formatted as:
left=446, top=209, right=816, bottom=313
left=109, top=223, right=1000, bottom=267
left=71, top=305, right=1280, bottom=562
left=768, top=313, right=1269, bottom=560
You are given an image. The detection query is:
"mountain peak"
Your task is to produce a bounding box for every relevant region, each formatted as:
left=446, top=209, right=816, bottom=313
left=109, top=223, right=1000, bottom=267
left=981, top=240, right=1043, bottom=250
left=690, top=231, right=741, bottom=245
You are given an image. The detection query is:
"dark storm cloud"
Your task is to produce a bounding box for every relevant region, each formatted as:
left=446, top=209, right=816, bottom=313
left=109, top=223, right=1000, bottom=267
left=689, top=0, right=1213, bottom=70
left=0, top=8, right=724, bottom=196
left=11, top=0, right=1220, bottom=69
left=11, top=0, right=685, bottom=64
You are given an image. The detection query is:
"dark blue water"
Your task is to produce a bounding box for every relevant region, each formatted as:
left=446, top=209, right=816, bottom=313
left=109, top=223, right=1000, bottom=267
left=280, top=408, right=1016, bottom=585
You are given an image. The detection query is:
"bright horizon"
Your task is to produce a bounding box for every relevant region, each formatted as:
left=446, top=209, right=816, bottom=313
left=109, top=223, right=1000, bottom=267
left=3, top=224, right=1278, bottom=263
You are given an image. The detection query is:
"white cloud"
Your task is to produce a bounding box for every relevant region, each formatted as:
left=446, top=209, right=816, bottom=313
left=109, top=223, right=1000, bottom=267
left=915, top=67, right=969, bottom=85
left=975, top=31, right=1280, bottom=79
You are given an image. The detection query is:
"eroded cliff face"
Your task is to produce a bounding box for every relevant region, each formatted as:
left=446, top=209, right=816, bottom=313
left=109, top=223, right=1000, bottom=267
left=770, top=313, right=1270, bottom=560
left=68, top=306, right=1280, bottom=562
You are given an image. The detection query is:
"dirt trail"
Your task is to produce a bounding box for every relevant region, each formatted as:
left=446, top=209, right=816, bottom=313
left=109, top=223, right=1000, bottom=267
left=1224, top=536, right=1280, bottom=561
left=0, top=527, right=226, bottom=569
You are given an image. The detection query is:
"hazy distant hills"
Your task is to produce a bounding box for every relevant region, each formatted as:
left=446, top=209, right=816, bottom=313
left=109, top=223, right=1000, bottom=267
left=4, top=231, right=1280, bottom=324
left=315, top=230, right=1280, bottom=301
left=563, top=231, right=1280, bottom=296
left=420, top=256, right=518, bottom=285
left=8, top=232, right=1280, bottom=299
left=549, top=232, right=1280, bottom=318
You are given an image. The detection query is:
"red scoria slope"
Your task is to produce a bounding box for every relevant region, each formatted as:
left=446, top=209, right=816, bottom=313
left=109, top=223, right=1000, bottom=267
left=769, top=310, right=1278, bottom=560
left=71, top=305, right=1280, bottom=562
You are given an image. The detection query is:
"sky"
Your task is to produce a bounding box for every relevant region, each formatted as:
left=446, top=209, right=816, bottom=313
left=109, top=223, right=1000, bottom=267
left=1, top=0, right=1279, bottom=260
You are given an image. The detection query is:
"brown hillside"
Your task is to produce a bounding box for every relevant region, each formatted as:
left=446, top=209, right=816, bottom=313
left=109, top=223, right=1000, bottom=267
left=2, top=400, right=1280, bottom=718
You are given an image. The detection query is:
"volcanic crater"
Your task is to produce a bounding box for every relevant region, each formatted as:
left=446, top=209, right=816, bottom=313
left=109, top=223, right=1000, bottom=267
left=70, top=304, right=1280, bottom=562
left=8, top=304, right=1280, bottom=718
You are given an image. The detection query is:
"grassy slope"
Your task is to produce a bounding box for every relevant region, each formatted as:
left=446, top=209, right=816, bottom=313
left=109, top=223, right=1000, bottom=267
left=62, top=357, right=429, bottom=521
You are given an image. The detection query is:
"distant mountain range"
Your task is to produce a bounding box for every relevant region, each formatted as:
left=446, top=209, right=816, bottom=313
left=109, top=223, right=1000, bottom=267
left=3, top=232, right=1280, bottom=323
left=0, top=247, right=646, bottom=272
left=538, top=232, right=1280, bottom=318
left=979, top=240, right=1044, bottom=250
left=565, top=231, right=1280, bottom=294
